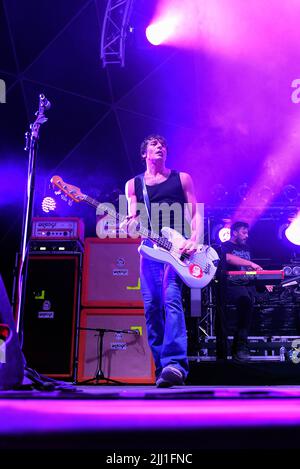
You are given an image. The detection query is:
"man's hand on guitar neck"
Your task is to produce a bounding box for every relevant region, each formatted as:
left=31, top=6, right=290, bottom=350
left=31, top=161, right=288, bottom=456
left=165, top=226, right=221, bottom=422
left=120, top=214, right=140, bottom=237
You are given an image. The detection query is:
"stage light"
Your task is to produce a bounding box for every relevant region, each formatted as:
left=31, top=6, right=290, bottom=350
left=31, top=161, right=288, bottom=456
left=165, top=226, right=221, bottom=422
left=283, top=185, right=298, bottom=204
left=211, top=219, right=231, bottom=243
left=146, top=18, right=178, bottom=46
left=42, top=197, right=56, bottom=213
left=283, top=265, right=293, bottom=276
left=285, top=217, right=300, bottom=246
left=293, top=266, right=300, bottom=276
left=237, top=183, right=249, bottom=201
left=282, top=265, right=300, bottom=277
left=278, top=223, right=289, bottom=240
left=211, top=184, right=228, bottom=202
left=257, top=185, right=274, bottom=204
left=218, top=227, right=231, bottom=243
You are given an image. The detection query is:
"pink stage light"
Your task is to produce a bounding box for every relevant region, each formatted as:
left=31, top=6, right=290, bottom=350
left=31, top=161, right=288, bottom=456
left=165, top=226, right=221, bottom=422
left=145, top=1, right=195, bottom=48
left=285, top=216, right=300, bottom=246
left=146, top=17, right=179, bottom=46
left=233, top=118, right=300, bottom=227
left=144, top=0, right=300, bottom=59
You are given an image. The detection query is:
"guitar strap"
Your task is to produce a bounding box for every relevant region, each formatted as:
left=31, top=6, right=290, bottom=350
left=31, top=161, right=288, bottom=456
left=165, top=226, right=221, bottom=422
left=138, top=173, right=153, bottom=231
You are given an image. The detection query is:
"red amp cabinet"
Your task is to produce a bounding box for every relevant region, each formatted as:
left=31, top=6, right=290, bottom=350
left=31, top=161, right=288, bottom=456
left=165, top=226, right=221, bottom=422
left=77, top=308, right=155, bottom=384
left=81, top=237, right=143, bottom=307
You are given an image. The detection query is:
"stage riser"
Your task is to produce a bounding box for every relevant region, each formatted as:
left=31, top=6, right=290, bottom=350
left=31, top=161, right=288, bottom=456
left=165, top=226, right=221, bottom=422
left=192, top=336, right=300, bottom=361
left=187, top=361, right=300, bottom=385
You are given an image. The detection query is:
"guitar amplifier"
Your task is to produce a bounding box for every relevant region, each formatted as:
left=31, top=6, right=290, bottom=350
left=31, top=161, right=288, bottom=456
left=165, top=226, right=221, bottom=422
left=31, top=217, right=84, bottom=242
left=77, top=308, right=155, bottom=384
left=82, top=238, right=143, bottom=307
left=22, top=254, right=82, bottom=378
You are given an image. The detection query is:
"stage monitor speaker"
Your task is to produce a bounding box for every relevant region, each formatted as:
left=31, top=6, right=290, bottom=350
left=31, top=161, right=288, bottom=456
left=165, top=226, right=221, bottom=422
left=22, top=254, right=81, bottom=378
left=81, top=238, right=143, bottom=307
left=77, top=308, right=155, bottom=384
left=0, top=274, right=24, bottom=389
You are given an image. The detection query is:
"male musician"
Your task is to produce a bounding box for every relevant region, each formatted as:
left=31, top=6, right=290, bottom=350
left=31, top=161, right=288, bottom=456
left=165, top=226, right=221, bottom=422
left=221, top=221, right=262, bottom=360
left=124, top=135, right=201, bottom=387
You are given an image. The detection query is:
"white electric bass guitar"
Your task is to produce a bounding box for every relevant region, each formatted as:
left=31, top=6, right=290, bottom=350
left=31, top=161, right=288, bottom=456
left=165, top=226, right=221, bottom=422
left=51, top=175, right=219, bottom=288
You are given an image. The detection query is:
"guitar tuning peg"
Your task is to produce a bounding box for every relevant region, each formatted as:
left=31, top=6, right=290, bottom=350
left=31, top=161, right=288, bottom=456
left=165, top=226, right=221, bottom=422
left=67, top=199, right=73, bottom=207
left=61, top=194, right=67, bottom=201
left=54, top=190, right=62, bottom=196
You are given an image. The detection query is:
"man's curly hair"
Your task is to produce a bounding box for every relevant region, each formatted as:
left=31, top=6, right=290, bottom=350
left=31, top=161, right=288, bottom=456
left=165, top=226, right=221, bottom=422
left=140, top=135, right=168, bottom=160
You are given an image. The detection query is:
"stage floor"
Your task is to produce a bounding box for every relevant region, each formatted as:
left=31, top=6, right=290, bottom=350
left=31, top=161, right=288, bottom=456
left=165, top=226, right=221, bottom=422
left=1, top=384, right=300, bottom=461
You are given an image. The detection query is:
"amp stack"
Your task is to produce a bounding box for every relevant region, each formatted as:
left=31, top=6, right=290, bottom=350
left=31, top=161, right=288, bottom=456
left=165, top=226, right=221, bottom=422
left=77, top=237, right=155, bottom=384
left=21, top=217, right=84, bottom=380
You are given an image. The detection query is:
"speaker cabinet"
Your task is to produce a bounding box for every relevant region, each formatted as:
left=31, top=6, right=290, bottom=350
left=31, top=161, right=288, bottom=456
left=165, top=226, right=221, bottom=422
left=81, top=238, right=143, bottom=307
left=77, top=308, right=155, bottom=384
left=22, top=254, right=81, bottom=378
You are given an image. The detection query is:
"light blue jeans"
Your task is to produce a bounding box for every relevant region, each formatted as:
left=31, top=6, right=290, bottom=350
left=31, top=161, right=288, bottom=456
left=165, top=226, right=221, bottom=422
left=140, top=256, right=189, bottom=380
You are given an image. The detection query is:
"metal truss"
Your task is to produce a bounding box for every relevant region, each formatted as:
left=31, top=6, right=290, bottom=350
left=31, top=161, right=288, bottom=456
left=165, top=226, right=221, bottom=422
left=100, top=0, right=134, bottom=67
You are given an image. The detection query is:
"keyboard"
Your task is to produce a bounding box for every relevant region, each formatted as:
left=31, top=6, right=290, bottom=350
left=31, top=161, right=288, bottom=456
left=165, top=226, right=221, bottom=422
left=226, top=270, right=284, bottom=285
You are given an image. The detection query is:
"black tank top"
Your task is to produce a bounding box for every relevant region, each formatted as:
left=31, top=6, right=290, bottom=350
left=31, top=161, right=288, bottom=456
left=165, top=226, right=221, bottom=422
left=134, top=170, right=188, bottom=236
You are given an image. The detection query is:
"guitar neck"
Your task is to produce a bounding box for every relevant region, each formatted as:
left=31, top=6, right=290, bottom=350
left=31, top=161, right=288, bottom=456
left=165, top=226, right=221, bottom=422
left=83, top=195, right=172, bottom=251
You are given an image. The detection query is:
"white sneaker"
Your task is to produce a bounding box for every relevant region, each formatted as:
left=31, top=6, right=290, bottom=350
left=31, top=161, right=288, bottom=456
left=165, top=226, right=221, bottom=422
left=156, top=366, right=184, bottom=388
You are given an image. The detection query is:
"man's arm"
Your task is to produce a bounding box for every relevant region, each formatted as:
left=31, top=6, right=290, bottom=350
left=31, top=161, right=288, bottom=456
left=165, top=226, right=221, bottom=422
left=179, top=172, right=202, bottom=253
left=125, top=178, right=137, bottom=217
left=123, top=178, right=140, bottom=237
left=226, top=253, right=262, bottom=270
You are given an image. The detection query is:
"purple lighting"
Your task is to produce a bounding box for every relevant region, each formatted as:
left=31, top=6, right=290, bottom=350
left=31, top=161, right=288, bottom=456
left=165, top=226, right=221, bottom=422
left=2, top=398, right=300, bottom=432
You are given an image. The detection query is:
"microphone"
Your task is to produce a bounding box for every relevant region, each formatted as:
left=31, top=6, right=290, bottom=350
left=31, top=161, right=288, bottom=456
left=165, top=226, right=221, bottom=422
left=39, top=94, right=51, bottom=110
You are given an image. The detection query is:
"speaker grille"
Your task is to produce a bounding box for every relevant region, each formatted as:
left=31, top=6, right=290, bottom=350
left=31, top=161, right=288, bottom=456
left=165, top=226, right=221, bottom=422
left=22, top=254, right=81, bottom=378
left=78, top=308, right=155, bottom=384
left=82, top=238, right=143, bottom=307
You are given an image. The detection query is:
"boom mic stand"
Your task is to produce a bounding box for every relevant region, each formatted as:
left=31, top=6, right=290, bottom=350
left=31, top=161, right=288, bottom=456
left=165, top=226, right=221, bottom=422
left=15, top=94, right=51, bottom=341
left=77, top=327, right=140, bottom=385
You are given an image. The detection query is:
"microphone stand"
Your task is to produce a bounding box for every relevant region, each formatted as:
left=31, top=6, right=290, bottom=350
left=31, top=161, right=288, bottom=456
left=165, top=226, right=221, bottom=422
left=15, top=94, right=51, bottom=342
left=77, top=327, right=140, bottom=385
